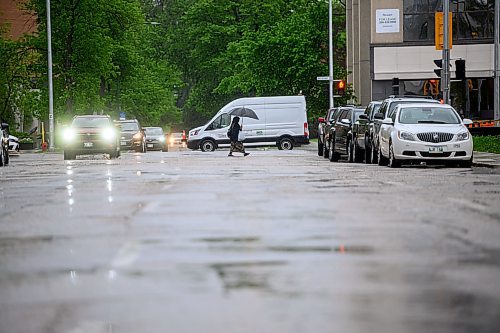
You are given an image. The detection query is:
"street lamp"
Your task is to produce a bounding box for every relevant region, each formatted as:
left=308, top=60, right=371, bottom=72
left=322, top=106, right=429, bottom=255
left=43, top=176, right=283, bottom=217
left=46, top=0, right=54, bottom=151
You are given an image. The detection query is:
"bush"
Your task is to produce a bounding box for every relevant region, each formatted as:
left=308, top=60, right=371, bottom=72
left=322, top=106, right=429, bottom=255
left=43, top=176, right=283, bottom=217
left=473, top=135, right=500, bottom=154
left=19, top=137, right=34, bottom=143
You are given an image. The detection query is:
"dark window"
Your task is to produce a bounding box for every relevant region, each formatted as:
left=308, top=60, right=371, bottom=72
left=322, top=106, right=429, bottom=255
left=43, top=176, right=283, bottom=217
left=403, top=0, right=494, bottom=42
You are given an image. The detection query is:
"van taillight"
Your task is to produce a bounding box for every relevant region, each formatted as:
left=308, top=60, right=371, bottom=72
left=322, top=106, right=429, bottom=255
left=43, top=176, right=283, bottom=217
left=304, top=122, right=309, bottom=137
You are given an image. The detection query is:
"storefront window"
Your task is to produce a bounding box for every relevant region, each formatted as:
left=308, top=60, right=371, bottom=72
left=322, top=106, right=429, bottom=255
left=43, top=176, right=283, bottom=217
left=403, top=0, right=494, bottom=42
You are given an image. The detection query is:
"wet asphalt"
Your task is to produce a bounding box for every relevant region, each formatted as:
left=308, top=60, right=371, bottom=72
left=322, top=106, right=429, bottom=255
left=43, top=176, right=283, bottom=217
left=1, top=145, right=500, bottom=333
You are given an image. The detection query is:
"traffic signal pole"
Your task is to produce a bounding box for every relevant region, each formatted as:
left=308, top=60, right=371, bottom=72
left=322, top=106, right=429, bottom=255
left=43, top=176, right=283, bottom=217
left=442, top=1, right=450, bottom=104
left=495, top=0, right=499, bottom=123
left=328, top=0, right=334, bottom=109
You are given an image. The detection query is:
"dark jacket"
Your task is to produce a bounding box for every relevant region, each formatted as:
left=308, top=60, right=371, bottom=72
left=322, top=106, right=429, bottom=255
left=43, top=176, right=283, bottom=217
left=228, top=123, right=241, bottom=142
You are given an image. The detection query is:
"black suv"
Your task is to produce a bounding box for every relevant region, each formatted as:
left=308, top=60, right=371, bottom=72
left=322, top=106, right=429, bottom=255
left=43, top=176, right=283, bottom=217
left=369, top=97, right=440, bottom=164
left=116, top=119, right=146, bottom=153
left=325, top=106, right=365, bottom=162
left=62, top=115, right=120, bottom=160
left=0, top=122, right=9, bottom=166
left=317, top=108, right=338, bottom=157
left=352, top=101, right=381, bottom=164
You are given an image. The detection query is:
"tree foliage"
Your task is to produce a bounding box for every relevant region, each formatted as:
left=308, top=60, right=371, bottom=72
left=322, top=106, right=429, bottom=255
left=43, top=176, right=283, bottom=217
left=2, top=0, right=349, bottom=132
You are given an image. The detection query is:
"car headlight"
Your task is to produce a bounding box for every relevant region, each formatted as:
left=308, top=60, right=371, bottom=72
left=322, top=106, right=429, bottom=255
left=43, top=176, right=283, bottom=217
left=133, top=132, right=142, bottom=140
left=159, top=136, right=165, bottom=142
left=102, top=127, right=116, bottom=141
left=63, top=128, right=76, bottom=142
left=398, top=130, right=415, bottom=141
left=456, top=131, right=469, bottom=141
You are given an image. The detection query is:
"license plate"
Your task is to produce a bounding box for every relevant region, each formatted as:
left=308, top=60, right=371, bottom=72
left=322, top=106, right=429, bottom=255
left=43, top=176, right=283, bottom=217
left=120, top=141, right=127, bottom=146
left=147, top=144, right=153, bottom=148
left=429, top=146, right=444, bottom=153
left=83, top=142, right=93, bottom=148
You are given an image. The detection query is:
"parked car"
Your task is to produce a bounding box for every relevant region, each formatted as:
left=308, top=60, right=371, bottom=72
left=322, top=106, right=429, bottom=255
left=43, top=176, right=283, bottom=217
left=0, top=122, right=9, bottom=166
left=188, top=96, right=309, bottom=152
left=115, top=119, right=146, bottom=153
left=144, top=127, right=167, bottom=151
left=62, top=115, right=120, bottom=160
left=352, top=101, right=381, bottom=163
left=321, top=108, right=342, bottom=159
left=377, top=103, right=473, bottom=167
left=8, top=134, right=19, bottom=152
left=370, top=96, right=440, bottom=164
left=317, top=107, right=338, bottom=157
left=325, top=106, right=365, bottom=162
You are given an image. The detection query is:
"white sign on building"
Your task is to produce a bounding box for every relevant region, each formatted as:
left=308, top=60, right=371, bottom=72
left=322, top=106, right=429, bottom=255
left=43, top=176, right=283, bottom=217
left=376, top=9, right=400, bottom=34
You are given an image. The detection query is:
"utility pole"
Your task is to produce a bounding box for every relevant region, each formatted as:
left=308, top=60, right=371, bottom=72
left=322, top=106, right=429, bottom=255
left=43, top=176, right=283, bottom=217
left=495, top=0, right=499, bottom=123
left=46, top=0, right=54, bottom=150
left=442, top=0, right=450, bottom=104
left=329, top=0, right=334, bottom=109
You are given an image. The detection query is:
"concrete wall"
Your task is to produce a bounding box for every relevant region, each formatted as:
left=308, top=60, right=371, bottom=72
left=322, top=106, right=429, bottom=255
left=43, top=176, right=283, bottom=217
left=371, top=0, right=403, bottom=44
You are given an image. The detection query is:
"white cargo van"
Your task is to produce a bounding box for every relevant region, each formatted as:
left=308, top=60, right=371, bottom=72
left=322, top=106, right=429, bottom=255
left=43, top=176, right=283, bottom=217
left=187, top=96, right=309, bottom=151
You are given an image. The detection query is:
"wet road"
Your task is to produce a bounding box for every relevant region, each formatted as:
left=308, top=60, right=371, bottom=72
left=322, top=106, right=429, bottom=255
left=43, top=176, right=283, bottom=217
left=1, top=146, right=500, bottom=333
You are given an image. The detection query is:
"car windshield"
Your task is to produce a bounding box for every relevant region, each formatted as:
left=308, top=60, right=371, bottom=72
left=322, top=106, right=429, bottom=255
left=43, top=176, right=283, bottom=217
left=72, top=117, right=110, bottom=128
left=120, top=122, right=139, bottom=131
left=398, top=107, right=461, bottom=124
left=145, top=128, right=163, bottom=135
left=389, top=99, right=437, bottom=114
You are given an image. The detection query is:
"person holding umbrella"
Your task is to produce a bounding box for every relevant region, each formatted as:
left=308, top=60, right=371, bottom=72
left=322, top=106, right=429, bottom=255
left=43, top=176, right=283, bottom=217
left=227, top=116, right=249, bottom=157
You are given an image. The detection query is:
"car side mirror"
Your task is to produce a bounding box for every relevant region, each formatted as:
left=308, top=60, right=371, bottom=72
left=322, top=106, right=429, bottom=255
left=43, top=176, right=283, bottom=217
left=318, top=117, right=325, bottom=123
left=358, top=114, right=368, bottom=120
left=340, top=118, right=351, bottom=125
left=374, top=113, right=384, bottom=120
left=462, top=118, right=473, bottom=126
left=382, top=118, right=394, bottom=125
left=1, top=123, right=8, bottom=130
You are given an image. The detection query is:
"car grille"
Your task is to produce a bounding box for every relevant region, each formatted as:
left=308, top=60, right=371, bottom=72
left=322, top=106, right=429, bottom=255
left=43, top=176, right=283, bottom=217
left=420, top=152, right=452, bottom=158
left=417, top=132, right=454, bottom=143
left=77, top=133, right=100, bottom=140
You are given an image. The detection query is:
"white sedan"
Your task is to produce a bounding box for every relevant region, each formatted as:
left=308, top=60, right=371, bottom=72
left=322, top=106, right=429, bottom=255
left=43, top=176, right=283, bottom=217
left=378, top=103, right=473, bottom=168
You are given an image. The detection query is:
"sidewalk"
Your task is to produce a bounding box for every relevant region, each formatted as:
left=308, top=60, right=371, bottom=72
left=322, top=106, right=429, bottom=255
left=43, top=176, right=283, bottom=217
left=473, top=151, right=500, bottom=168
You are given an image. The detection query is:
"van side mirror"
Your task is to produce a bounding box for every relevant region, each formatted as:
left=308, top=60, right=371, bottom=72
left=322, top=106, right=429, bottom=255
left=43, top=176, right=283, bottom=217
left=374, top=113, right=384, bottom=120
left=358, top=114, right=368, bottom=120
left=318, top=117, right=325, bottom=123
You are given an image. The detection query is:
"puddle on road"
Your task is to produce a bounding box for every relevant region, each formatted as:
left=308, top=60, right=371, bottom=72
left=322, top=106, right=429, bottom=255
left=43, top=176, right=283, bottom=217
left=268, top=245, right=374, bottom=254
left=210, top=260, right=286, bottom=292
left=198, top=237, right=260, bottom=243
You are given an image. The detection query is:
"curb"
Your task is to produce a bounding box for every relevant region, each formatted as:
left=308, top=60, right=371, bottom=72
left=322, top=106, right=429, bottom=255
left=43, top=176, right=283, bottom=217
left=472, top=161, right=500, bottom=169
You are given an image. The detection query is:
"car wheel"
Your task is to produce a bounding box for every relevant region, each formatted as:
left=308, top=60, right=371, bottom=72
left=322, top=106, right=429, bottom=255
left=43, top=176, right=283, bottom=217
left=353, top=140, right=364, bottom=163
left=318, top=140, right=324, bottom=156
left=64, top=150, right=76, bottom=160
left=388, top=141, right=401, bottom=168
left=328, top=138, right=339, bottom=162
left=378, top=145, right=388, bottom=166
left=278, top=137, right=294, bottom=150
left=371, top=140, right=379, bottom=164
left=347, top=140, right=354, bottom=163
left=200, top=139, right=216, bottom=152
left=365, top=138, right=372, bottom=164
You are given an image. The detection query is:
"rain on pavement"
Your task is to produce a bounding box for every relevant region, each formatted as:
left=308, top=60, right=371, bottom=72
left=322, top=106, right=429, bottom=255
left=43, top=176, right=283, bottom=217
left=1, top=146, right=500, bottom=333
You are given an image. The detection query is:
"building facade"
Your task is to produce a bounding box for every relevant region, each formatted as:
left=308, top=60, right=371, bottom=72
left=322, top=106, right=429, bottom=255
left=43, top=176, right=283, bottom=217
left=347, top=0, right=497, bottom=121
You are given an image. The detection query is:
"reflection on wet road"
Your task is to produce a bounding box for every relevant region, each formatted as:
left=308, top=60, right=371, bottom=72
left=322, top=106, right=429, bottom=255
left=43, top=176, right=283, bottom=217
left=1, top=149, right=500, bottom=333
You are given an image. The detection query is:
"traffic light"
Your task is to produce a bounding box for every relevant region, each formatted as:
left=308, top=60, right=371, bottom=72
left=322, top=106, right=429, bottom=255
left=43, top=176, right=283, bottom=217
left=392, top=77, right=400, bottom=95
left=433, top=59, right=443, bottom=77
left=455, top=59, right=466, bottom=80
left=336, top=80, right=345, bottom=96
